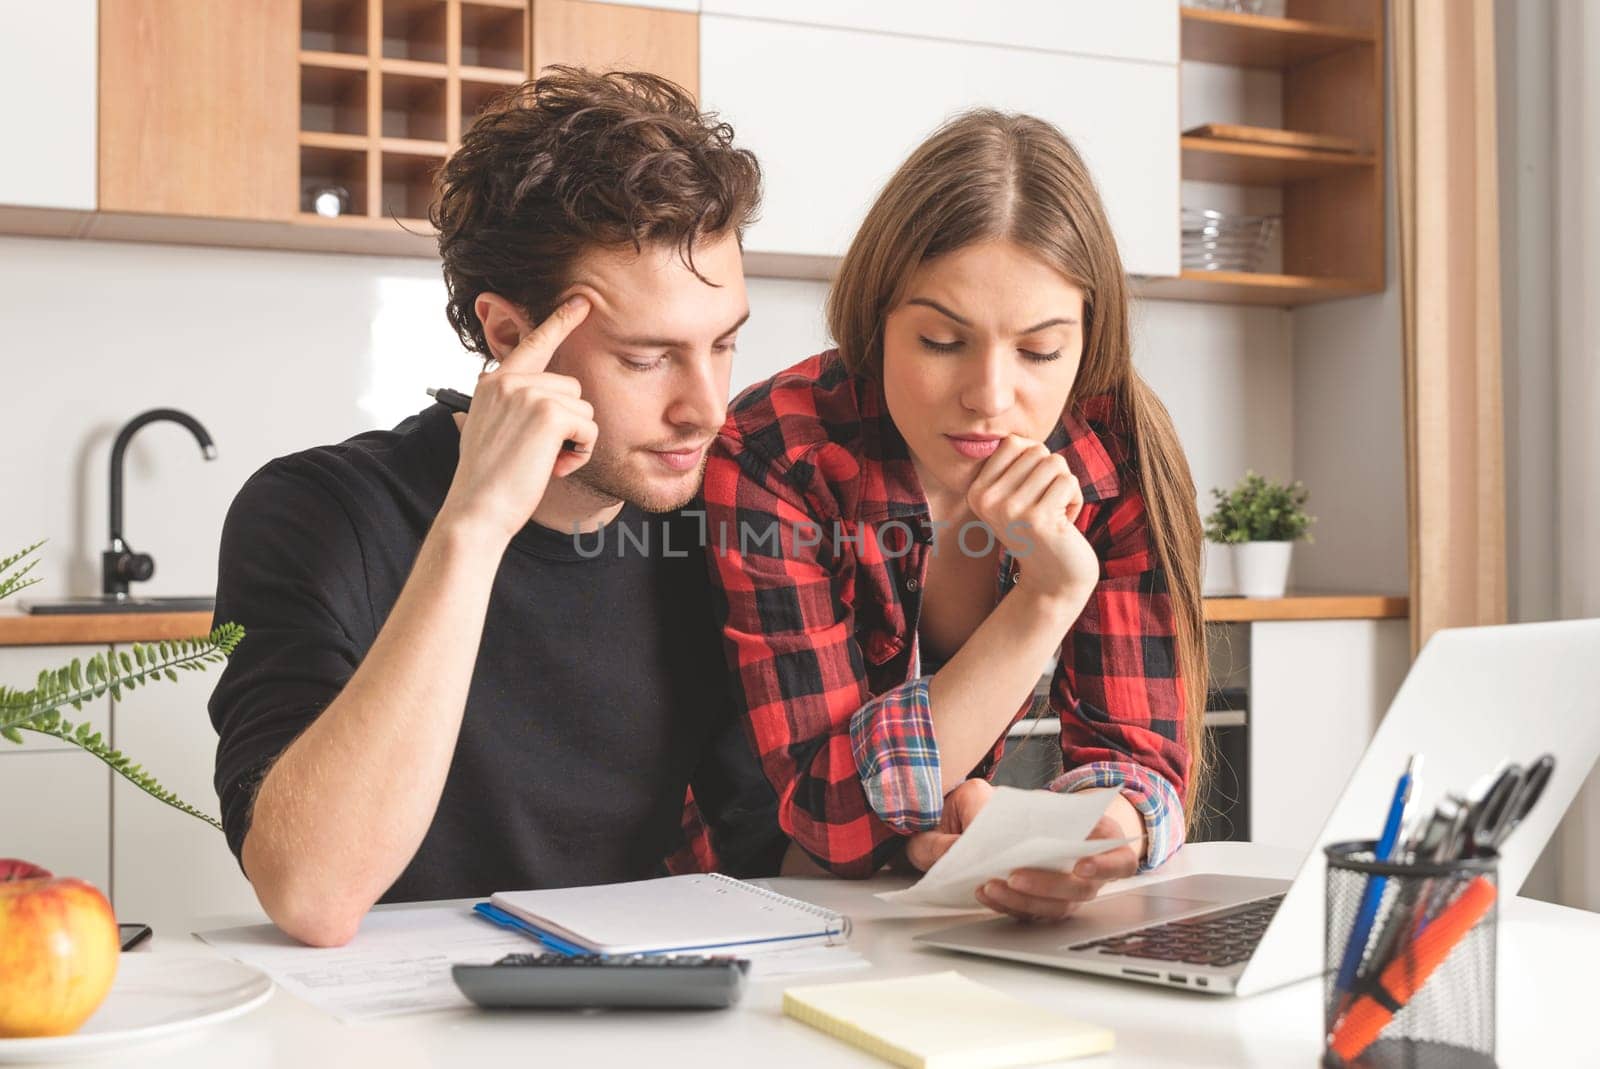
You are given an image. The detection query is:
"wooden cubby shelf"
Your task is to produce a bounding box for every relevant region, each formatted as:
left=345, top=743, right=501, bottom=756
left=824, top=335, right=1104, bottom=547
left=460, top=2, right=529, bottom=71
left=296, top=0, right=528, bottom=230
left=1180, top=8, right=1376, bottom=69
left=302, top=0, right=369, bottom=56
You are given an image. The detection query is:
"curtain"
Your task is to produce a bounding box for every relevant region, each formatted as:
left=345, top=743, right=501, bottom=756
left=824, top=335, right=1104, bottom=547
left=1393, top=0, right=1508, bottom=653
left=1551, top=0, right=1600, bottom=911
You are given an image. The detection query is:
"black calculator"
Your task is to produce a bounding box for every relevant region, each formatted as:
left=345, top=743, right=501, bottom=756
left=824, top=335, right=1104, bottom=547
left=452, top=952, right=750, bottom=1010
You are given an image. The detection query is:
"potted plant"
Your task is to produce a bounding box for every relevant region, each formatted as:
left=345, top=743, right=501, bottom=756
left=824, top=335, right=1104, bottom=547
left=0, top=540, right=241, bottom=1038
left=1204, top=472, right=1315, bottom=598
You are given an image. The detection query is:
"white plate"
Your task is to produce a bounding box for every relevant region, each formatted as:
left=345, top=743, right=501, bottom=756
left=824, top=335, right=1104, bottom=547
left=0, top=955, right=273, bottom=1063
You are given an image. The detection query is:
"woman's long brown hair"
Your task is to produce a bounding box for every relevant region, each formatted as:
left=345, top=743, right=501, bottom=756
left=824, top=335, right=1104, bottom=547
left=826, top=109, right=1209, bottom=824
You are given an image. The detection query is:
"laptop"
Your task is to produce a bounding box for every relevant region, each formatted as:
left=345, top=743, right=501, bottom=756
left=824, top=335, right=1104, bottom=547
left=916, top=618, right=1600, bottom=996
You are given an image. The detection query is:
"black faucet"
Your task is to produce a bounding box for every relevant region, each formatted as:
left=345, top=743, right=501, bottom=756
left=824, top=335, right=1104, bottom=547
left=103, top=409, right=218, bottom=597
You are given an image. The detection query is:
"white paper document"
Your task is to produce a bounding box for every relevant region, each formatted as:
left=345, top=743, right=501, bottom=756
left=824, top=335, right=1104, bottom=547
left=876, top=787, right=1132, bottom=909
left=197, top=904, right=532, bottom=1020
left=197, top=902, right=866, bottom=1021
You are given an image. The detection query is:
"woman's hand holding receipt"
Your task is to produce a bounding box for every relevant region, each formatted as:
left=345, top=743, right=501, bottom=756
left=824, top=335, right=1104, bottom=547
left=905, top=780, right=1143, bottom=921
left=441, top=295, right=595, bottom=544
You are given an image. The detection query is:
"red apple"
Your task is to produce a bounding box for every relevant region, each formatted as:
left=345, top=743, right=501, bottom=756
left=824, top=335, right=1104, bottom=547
left=0, top=859, right=120, bottom=1038
left=0, top=859, right=52, bottom=882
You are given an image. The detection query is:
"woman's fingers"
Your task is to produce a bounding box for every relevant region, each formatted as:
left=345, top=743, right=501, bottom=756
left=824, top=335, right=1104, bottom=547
left=1071, top=844, right=1140, bottom=881
left=977, top=878, right=1091, bottom=921
left=970, top=440, right=1049, bottom=517
left=964, top=436, right=1036, bottom=516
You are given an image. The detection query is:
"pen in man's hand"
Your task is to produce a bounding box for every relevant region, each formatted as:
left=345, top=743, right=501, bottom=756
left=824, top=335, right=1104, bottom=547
left=427, top=387, right=586, bottom=454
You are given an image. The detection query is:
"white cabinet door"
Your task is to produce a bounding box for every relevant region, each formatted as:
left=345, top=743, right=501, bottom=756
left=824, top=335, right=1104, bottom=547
left=110, top=647, right=260, bottom=934
left=0, top=0, right=96, bottom=210
left=0, top=645, right=109, bottom=753
left=702, top=0, right=1178, bottom=65
left=0, top=751, right=111, bottom=892
left=700, top=17, right=1180, bottom=277
left=0, top=646, right=111, bottom=899
left=1248, top=620, right=1410, bottom=852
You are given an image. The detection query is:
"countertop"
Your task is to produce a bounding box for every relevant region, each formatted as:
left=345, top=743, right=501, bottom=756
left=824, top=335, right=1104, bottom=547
left=0, top=594, right=1408, bottom=647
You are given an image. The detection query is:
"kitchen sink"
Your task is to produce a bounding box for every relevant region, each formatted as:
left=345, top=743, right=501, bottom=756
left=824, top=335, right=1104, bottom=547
left=19, top=596, right=215, bottom=615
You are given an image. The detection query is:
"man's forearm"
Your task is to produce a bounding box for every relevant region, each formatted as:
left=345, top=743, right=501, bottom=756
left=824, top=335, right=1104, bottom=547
left=241, top=511, right=504, bottom=945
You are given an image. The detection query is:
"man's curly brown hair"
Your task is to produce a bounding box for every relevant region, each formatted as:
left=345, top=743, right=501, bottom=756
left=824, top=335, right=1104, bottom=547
left=432, top=67, right=762, bottom=357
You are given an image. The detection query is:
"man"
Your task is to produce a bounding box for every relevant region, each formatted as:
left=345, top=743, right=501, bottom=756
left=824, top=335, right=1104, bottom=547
left=209, top=68, right=780, bottom=947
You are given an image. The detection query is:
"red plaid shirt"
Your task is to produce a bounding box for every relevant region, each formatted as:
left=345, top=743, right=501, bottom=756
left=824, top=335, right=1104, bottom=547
left=702, top=351, right=1190, bottom=878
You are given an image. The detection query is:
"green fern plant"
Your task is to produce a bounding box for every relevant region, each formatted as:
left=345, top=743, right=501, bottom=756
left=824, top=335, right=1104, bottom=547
left=0, top=541, right=243, bottom=830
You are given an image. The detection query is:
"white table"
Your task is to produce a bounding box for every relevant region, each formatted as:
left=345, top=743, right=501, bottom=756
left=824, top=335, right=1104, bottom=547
left=89, top=843, right=1597, bottom=1067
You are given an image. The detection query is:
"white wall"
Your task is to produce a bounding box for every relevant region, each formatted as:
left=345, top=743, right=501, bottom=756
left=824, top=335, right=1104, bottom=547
left=1289, top=172, right=1407, bottom=596
left=0, top=236, right=1292, bottom=604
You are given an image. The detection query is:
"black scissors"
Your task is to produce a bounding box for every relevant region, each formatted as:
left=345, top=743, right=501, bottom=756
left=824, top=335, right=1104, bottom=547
left=1459, top=753, right=1556, bottom=855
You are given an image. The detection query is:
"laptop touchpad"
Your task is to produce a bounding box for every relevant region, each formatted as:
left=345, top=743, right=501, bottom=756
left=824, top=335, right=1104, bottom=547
left=1052, top=874, right=1289, bottom=945
left=1052, top=892, right=1220, bottom=945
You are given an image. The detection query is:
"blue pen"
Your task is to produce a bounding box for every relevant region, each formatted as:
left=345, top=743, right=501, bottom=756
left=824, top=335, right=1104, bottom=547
left=1333, top=754, right=1421, bottom=1001
left=471, top=901, right=587, bottom=957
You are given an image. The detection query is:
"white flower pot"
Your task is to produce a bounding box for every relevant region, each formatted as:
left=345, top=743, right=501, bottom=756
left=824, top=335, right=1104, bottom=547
left=1231, top=541, right=1293, bottom=598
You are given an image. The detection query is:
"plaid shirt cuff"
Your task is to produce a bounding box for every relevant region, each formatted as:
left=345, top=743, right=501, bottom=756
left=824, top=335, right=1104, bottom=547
left=849, top=677, right=943, bottom=834
left=1051, top=761, right=1185, bottom=872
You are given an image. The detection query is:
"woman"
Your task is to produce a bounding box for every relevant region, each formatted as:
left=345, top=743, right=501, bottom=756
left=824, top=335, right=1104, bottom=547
left=703, top=110, right=1205, bottom=920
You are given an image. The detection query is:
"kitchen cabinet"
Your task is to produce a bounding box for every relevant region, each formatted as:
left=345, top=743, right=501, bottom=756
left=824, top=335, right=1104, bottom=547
left=533, top=0, right=699, bottom=97
left=295, top=0, right=698, bottom=235
left=0, top=752, right=112, bottom=892
left=580, top=0, right=697, bottom=11
left=1140, top=0, right=1386, bottom=305
left=109, top=643, right=258, bottom=933
left=99, top=0, right=297, bottom=220
left=0, top=645, right=111, bottom=889
left=1245, top=618, right=1409, bottom=851
left=700, top=0, right=1178, bottom=65
left=0, top=0, right=97, bottom=210
left=698, top=15, right=1180, bottom=278
left=0, top=645, right=110, bottom=753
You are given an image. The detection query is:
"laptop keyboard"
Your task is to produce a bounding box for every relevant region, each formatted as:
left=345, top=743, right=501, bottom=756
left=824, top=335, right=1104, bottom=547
left=1067, top=893, right=1285, bottom=969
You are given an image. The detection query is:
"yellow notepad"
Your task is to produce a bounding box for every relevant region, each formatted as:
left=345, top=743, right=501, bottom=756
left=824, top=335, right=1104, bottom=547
left=782, top=971, right=1114, bottom=1069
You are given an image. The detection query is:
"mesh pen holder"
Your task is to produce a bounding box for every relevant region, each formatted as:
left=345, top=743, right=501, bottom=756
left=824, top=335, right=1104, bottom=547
left=1322, top=840, right=1498, bottom=1069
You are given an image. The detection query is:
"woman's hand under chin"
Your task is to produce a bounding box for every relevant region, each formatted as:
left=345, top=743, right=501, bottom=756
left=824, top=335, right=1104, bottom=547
left=906, top=780, right=1147, bottom=922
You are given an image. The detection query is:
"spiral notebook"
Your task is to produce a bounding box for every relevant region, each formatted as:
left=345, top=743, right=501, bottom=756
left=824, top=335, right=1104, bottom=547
left=486, top=874, right=852, bottom=956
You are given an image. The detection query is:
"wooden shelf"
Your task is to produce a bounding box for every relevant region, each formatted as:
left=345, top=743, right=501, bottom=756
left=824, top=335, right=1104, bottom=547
left=299, top=49, right=368, bottom=72
left=298, top=130, right=367, bottom=151
left=1135, top=270, right=1378, bottom=306
left=0, top=611, right=217, bottom=648
left=1202, top=594, right=1408, bottom=623
left=380, top=137, right=450, bottom=157
left=460, top=65, right=526, bottom=86
left=1180, top=9, right=1375, bottom=69
left=379, top=57, right=449, bottom=79
left=1181, top=137, right=1376, bottom=185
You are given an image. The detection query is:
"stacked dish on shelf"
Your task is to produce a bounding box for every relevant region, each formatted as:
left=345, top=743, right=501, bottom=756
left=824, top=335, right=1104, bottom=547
left=1181, top=208, right=1280, bottom=273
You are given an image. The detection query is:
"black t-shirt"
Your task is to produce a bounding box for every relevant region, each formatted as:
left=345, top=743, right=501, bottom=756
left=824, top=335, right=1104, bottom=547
left=208, top=402, right=783, bottom=902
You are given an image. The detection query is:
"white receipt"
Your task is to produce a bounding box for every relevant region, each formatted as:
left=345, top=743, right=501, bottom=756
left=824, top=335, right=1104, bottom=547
left=876, top=786, right=1132, bottom=909
left=196, top=904, right=533, bottom=1020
